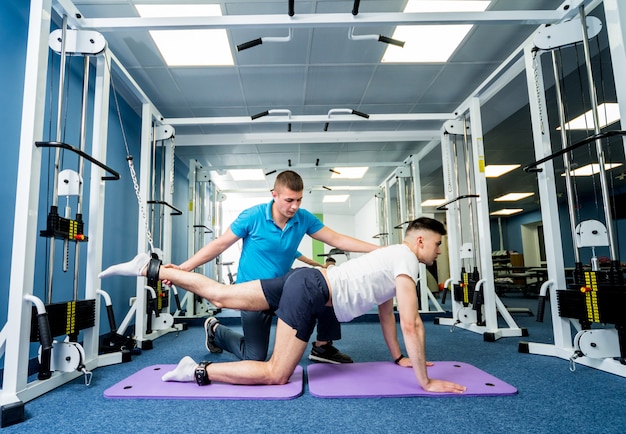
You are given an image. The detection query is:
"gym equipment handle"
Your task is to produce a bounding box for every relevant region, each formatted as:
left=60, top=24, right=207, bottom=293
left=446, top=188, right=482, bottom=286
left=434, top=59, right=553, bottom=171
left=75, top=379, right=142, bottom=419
left=147, top=200, right=183, bottom=216
left=378, top=35, right=405, bottom=47
left=536, top=295, right=546, bottom=323
left=193, top=224, right=213, bottom=233
left=35, top=141, right=120, bottom=181
left=37, top=312, right=53, bottom=380
left=523, top=130, right=626, bottom=173
left=237, top=38, right=262, bottom=51
left=436, top=194, right=480, bottom=210
left=351, top=109, right=370, bottom=119
left=251, top=110, right=270, bottom=120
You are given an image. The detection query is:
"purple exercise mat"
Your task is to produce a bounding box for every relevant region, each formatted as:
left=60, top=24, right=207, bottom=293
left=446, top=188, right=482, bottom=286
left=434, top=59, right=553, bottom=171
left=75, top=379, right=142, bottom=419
left=104, top=365, right=303, bottom=400
left=307, top=361, right=517, bottom=398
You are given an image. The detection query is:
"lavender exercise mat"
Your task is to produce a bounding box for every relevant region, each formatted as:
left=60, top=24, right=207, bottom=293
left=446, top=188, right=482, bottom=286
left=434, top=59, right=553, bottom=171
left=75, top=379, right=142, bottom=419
left=307, top=361, right=517, bottom=398
left=104, top=365, right=303, bottom=400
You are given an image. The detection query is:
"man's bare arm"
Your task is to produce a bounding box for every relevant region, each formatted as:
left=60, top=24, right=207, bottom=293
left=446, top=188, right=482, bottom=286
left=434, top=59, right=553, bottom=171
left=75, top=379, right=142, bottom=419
left=179, top=227, right=240, bottom=271
left=395, top=274, right=466, bottom=393
left=311, top=226, right=380, bottom=254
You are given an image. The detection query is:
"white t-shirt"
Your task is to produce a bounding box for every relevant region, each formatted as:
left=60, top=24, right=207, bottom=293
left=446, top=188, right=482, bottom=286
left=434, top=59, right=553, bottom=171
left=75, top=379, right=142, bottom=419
left=327, top=244, right=420, bottom=322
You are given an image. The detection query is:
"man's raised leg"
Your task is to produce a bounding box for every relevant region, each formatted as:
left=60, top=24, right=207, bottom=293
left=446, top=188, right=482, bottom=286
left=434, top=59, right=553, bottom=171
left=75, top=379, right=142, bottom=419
left=99, top=254, right=271, bottom=312
left=158, top=265, right=270, bottom=312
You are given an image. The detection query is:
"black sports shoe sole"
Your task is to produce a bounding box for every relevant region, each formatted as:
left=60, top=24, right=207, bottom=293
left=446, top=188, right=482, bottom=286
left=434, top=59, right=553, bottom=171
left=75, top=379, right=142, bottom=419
left=204, top=317, right=223, bottom=353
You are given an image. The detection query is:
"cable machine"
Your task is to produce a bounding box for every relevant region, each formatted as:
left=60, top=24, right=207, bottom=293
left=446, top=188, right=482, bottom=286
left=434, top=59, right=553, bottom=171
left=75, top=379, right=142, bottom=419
left=383, top=155, right=445, bottom=314
left=114, top=117, right=186, bottom=350
left=435, top=112, right=527, bottom=341
left=1, top=11, right=127, bottom=427
left=173, top=160, right=223, bottom=320
left=519, top=6, right=626, bottom=377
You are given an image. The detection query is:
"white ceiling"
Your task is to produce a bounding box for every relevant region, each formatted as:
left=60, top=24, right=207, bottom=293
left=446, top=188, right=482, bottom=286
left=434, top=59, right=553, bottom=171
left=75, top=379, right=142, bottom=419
left=55, top=0, right=613, bottom=216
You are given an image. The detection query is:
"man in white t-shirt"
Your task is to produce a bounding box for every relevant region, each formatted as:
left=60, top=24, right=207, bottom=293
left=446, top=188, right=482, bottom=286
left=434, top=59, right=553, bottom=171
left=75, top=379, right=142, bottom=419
left=99, top=217, right=465, bottom=393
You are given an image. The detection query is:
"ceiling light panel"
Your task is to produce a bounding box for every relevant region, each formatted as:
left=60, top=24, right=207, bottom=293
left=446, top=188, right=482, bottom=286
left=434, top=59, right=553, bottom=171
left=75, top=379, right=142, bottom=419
left=136, top=4, right=234, bottom=66
left=490, top=208, right=523, bottom=216
left=323, top=195, right=350, bottom=203
left=562, top=163, right=622, bottom=177
left=421, top=198, right=446, bottom=207
left=494, top=192, right=534, bottom=202
left=485, top=164, right=520, bottom=178
left=330, top=167, right=369, bottom=179
left=559, top=103, right=620, bottom=130
left=382, top=1, right=491, bottom=63
left=229, top=169, right=266, bottom=181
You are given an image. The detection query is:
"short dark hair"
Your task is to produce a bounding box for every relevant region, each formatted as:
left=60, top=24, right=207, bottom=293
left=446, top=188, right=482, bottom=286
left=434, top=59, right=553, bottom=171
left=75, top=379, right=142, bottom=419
left=325, top=257, right=336, bottom=264
left=405, top=217, right=447, bottom=236
left=274, top=170, right=304, bottom=192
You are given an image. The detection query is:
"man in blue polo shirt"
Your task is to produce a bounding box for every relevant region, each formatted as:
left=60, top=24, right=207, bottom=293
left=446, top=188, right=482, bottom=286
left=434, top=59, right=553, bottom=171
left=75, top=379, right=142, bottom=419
left=177, top=170, right=379, bottom=363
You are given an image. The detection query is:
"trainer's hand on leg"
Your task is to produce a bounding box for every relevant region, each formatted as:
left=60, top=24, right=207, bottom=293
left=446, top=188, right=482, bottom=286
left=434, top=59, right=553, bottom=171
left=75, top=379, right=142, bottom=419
left=161, top=263, right=182, bottom=286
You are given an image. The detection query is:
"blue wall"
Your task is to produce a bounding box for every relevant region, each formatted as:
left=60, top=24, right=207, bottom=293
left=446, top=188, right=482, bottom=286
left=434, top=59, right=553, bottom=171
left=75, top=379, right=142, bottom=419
left=491, top=197, right=626, bottom=267
left=1, top=0, right=29, bottom=326
left=1, top=1, right=147, bottom=358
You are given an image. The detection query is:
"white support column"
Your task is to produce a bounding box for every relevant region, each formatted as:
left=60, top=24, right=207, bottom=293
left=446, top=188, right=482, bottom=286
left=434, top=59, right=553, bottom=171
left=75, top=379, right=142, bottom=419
left=409, top=155, right=444, bottom=314
left=384, top=177, right=394, bottom=245
left=133, top=103, right=153, bottom=345
left=82, top=54, right=109, bottom=361
left=410, top=156, right=422, bottom=222
left=604, top=0, right=626, bottom=155
left=522, top=44, right=570, bottom=350
left=3, top=0, right=51, bottom=409
left=162, top=137, right=174, bottom=265
left=470, top=98, right=525, bottom=339
left=468, top=98, right=497, bottom=331
left=437, top=129, right=463, bottom=322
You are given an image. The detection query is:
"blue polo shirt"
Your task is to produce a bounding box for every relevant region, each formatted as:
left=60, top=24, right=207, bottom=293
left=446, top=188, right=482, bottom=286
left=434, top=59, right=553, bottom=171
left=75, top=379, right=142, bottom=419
left=229, top=200, right=324, bottom=282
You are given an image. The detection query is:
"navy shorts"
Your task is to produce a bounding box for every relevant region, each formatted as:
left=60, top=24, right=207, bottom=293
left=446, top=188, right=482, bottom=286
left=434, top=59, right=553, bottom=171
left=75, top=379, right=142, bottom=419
left=260, top=268, right=330, bottom=342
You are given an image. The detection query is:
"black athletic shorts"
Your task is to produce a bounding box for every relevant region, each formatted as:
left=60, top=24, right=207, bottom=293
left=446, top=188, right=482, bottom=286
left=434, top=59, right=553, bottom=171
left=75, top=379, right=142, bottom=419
left=260, top=268, right=330, bottom=342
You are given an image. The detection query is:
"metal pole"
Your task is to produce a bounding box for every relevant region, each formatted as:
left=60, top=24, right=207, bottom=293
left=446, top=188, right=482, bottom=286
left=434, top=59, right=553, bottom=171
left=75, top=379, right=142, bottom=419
left=463, top=117, right=478, bottom=271
left=47, top=15, right=69, bottom=303
left=551, top=50, right=581, bottom=263
left=580, top=5, right=618, bottom=260
left=72, top=56, right=90, bottom=300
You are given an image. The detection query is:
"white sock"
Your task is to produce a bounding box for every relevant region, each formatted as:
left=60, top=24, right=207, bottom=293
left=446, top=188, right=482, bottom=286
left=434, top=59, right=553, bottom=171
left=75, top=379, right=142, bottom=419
left=98, top=253, right=151, bottom=279
left=161, top=356, right=198, bottom=382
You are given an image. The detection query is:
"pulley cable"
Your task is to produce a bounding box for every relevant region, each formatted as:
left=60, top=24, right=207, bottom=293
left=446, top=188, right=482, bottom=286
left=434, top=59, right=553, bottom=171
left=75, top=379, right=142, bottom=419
left=104, top=52, right=155, bottom=252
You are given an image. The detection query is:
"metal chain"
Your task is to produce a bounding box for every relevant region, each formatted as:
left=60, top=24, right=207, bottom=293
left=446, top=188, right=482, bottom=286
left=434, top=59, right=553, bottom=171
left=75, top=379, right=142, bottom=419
left=127, top=157, right=154, bottom=252
left=105, top=51, right=155, bottom=252
left=532, top=50, right=546, bottom=135
left=169, top=135, right=175, bottom=196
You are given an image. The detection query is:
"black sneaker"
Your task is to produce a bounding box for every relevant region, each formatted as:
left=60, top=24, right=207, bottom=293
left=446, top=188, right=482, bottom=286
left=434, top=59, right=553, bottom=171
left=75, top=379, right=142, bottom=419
left=204, top=317, right=223, bottom=353
left=309, top=342, right=353, bottom=364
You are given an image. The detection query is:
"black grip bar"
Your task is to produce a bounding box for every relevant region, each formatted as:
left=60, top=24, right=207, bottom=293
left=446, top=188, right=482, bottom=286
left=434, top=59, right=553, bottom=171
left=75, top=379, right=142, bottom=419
left=251, top=110, right=269, bottom=120
left=523, top=130, right=626, bottom=173
left=237, top=38, right=262, bottom=51
left=378, top=35, right=405, bottom=47
left=436, top=194, right=480, bottom=210
left=352, top=109, right=370, bottom=119
left=36, top=141, right=120, bottom=181
left=147, top=200, right=183, bottom=216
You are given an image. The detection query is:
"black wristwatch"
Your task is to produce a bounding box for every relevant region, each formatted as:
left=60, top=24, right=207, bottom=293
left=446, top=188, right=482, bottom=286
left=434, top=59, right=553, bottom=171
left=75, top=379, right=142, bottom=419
left=195, top=361, right=212, bottom=385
